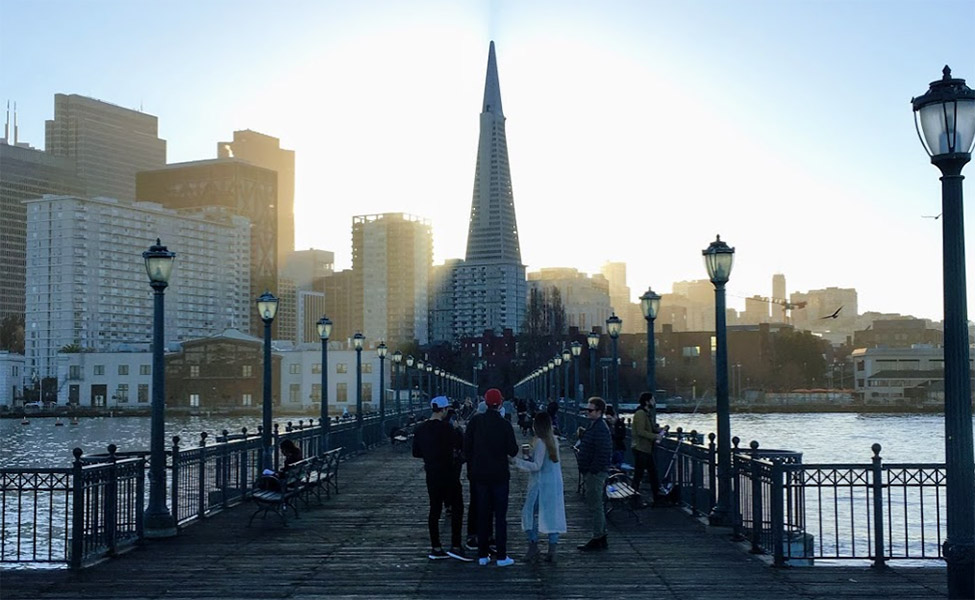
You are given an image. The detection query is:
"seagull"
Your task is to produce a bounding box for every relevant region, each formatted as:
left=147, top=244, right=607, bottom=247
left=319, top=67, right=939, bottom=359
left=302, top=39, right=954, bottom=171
left=821, top=306, right=843, bottom=320
left=922, top=213, right=942, bottom=219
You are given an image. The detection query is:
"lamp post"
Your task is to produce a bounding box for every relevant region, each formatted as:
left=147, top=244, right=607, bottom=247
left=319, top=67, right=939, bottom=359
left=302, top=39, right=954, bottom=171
left=587, top=330, right=599, bottom=400
left=703, top=234, right=735, bottom=527
left=377, top=341, right=387, bottom=433
left=912, top=66, right=975, bottom=599
left=406, top=355, right=415, bottom=412
left=435, top=368, right=442, bottom=396
left=392, top=351, right=403, bottom=419
left=416, top=360, right=424, bottom=406
left=426, top=363, right=433, bottom=400
left=606, top=313, right=622, bottom=412
left=547, top=360, right=555, bottom=400
left=640, top=287, right=662, bottom=394
left=553, top=355, right=562, bottom=399
left=256, top=290, right=279, bottom=471
left=353, top=332, right=364, bottom=449
left=142, top=239, right=176, bottom=537
left=561, top=348, right=571, bottom=407
left=316, top=315, right=332, bottom=452
left=571, top=341, right=582, bottom=404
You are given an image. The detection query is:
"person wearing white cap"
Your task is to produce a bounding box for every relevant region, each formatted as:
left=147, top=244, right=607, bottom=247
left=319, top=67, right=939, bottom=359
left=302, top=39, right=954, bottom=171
left=412, top=396, right=471, bottom=561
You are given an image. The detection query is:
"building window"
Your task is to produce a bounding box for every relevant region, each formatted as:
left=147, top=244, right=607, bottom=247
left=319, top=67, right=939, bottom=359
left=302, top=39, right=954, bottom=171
left=336, top=382, right=348, bottom=403
left=362, top=363, right=373, bottom=374
left=363, top=382, right=372, bottom=402
left=336, top=363, right=348, bottom=374
left=140, top=364, right=151, bottom=376
left=311, top=363, right=321, bottom=375
left=118, top=365, right=129, bottom=376
left=242, top=365, right=252, bottom=377
left=116, top=384, right=129, bottom=403
left=681, top=346, right=701, bottom=357
left=311, top=383, right=321, bottom=401
left=290, top=364, right=301, bottom=375
left=289, top=383, right=301, bottom=403
left=189, top=394, right=200, bottom=407
left=190, top=365, right=200, bottom=378
left=242, top=393, right=253, bottom=406
left=94, top=365, right=105, bottom=376
left=138, top=384, right=149, bottom=403
left=69, top=365, right=82, bottom=380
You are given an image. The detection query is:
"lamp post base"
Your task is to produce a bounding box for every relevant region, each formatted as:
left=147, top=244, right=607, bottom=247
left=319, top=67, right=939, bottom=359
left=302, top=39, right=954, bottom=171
left=144, top=510, right=177, bottom=538
left=943, top=539, right=974, bottom=599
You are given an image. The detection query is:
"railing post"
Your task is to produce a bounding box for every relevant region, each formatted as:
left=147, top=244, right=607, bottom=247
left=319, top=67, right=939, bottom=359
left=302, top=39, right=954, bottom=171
left=770, top=460, right=785, bottom=567
left=170, top=436, right=180, bottom=526
left=105, top=444, right=118, bottom=556
left=730, top=435, right=742, bottom=539
left=272, top=423, right=281, bottom=471
left=750, top=441, right=763, bottom=554
left=220, top=429, right=230, bottom=508
left=135, top=454, right=145, bottom=539
left=70, top=448, right=84, bottom=569
left=709, top=431, right=718, bottom=510
left=690, top=430, right=703, bottom=515
left=871, top=443, right=887, bottom=569
left=240, top=427, right=249, bottom=493
left=198, top=432, right=208, bottom=519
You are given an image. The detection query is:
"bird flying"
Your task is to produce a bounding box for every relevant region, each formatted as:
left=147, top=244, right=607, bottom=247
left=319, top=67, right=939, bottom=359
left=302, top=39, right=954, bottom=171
left=821, top=306, right=843, bottom=320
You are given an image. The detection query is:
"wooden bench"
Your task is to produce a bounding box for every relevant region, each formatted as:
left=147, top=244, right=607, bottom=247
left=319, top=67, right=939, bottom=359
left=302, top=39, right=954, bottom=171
left=307, top=447, right=342, bottom=501
left=604, top=471, right=641, bottom=524
left=248, top=457, right=316, bottom=526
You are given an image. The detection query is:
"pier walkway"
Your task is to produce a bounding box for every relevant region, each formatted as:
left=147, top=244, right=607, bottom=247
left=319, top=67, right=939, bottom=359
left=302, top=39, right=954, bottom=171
left=3, top=441, right=947, bottom=599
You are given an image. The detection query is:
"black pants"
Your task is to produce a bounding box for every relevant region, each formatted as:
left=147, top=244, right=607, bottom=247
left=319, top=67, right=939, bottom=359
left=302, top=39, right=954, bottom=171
left=474, top=481, right=509, bottom=559
left=466, top=477, right=478, bottom=539
left=632, top=449, right=661, bottom=498
left=426, top=472, right=463, bottom=549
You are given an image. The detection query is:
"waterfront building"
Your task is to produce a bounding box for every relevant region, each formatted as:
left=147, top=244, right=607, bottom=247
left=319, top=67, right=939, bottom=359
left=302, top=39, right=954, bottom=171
left=24, top=195, right=251, bottom=379
left=0, top=351, right=26, bottom=407
left=850, top=345, right=961, bottom=408
left=136, top=158, right=278, bottom=335
left=853, top=319, right=943, bottom=349
left=217, top=130, right=295, bottom=261
left=527, top=268, right=612, bottom=333
left=352, top=213, right=432, bottom=347
left=44, top=94, right=166, bottom=201
left=0, top=141, right=82, bottom=321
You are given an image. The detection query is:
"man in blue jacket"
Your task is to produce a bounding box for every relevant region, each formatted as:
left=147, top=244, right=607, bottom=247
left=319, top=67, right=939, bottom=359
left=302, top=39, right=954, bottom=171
left=464, top=388, right=519, bottom=566
left=576, top=396, right=612, bottom=551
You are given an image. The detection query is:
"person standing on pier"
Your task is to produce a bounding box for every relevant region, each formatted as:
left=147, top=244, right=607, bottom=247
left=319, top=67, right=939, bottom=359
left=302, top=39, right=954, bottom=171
left=464, top=387, right=519, bottom=567
left=576, top=397, right=612, bottom=551
left=513, top=412, right=566, bottom=564
left=631, top=391, right=665, bottom=508
left=412, top=396, right=471, bottom=561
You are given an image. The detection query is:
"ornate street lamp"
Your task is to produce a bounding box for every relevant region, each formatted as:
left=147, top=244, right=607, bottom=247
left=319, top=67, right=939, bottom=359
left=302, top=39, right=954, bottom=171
left=425, top=363, right=433, bottom=401
left=377, top=341, right=387, bottom=433
left=553, top=355, right=563, bottom=399
left=640, top=287, right=662, bottom=394
left=547, top=359, right=555, bottom=401
left=256, top=290, right=278, bottom=471
left=316, top=315, right=332, bottom=452
left=606, top=313, right=622, bottom=411
left=587, top=330, right=600, bottom=400
left=392, top=350, right=403, bottom=418
left=703, top=234, right=735, bottom=527
left=416, top=359, right=424, bottom=408
left=561, top=347, right=571, bottom=407
left=912, top=66, right=975, bottom=598
left=570, top=341, right=582, bottom=404
left=353, top=332, right=364, bottom=449
left=142, top=239, right=176, bottom=537
left=406, top=355, right=415, bottom=412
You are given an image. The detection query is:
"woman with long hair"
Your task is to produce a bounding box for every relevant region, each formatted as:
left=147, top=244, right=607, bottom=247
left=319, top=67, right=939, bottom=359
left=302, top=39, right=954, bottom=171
left=513, top=412, right=567, bottom=563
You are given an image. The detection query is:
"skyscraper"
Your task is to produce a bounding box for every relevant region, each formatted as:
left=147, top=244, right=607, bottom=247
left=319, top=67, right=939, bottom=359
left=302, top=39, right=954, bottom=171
left=217, top=130, right=295, bottom=262
left=452, top=41, right=526, bottom=339
left=44, top=94, right=166, bottom=200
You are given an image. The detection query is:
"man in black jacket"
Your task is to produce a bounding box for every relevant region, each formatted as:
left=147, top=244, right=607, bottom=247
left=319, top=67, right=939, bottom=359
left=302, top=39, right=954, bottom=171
left=464, top=388, right=519, bottom=566
left=413, top=397, right=471, bottom=561
left=576, top=396, right=612, bottom=551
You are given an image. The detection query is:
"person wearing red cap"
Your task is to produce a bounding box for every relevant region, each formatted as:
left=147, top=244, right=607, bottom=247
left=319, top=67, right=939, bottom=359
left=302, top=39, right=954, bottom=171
left=464, top=388, right=519, bottom=566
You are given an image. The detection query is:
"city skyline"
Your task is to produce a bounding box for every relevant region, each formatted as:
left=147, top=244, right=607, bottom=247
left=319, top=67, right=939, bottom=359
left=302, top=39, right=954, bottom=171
left=2, top=1, right=974, bottom=322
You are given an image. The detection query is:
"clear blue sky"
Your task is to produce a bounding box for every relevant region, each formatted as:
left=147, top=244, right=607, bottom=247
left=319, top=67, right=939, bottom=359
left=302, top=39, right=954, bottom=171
left=2, top=0, right=973, bottom=322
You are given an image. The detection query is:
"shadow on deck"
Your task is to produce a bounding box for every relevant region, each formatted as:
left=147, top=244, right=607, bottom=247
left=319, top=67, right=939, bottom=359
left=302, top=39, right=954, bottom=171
left=2, top=440, right=947, bottom=599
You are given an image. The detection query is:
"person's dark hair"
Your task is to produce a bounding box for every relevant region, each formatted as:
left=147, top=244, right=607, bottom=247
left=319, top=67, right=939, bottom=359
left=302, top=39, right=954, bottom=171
left=604, top=405, right=616, bottom=417
left=281, top=439, right=298, bottom=453
left=589, top=397, right=606, bottom=414
left=638, top=391, right=654, bottom=408
left=532, top=412, right=559, bottom=463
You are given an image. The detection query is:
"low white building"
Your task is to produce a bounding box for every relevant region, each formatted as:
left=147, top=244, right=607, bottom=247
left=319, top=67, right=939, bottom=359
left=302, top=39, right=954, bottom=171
left=0, top=351, right=27, bottom=407
left=849, top=345, right=965, bottom=407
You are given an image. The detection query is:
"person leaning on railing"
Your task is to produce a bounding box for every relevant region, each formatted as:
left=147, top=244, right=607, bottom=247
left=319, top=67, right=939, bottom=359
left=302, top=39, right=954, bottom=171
left=631, top=391, right=666, bottom=508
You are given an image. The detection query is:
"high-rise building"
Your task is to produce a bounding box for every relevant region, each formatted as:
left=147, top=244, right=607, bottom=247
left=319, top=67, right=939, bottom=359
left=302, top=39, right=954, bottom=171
left=352, top=213, right=432, bottom=348
left=323, top=269, right=355, bottom=343
left=217, top=130, right=295, bottom=261
left=24, top=195, right=250, bottom=377
left=282, top=249, right=334, bottom=291
left=0, top=142, right=81, bottom=321
left=453, top=41, right=526, bottom=339
left=44, top=94, right=166, bottom=200
left=527, top=268, right=612, bottom=333
left=772, top=273, right=787, bottom=323
left=136, top=158, right=278, bottom=335
left=791, top=286, right=858, bottom=344
left=600, top=261, right=643, bottom=333
left=296, top=290, right=326, bottom=344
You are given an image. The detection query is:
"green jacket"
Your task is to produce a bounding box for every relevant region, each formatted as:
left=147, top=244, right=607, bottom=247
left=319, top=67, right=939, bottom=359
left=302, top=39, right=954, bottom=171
left=630, top=406, right=661, bottom=453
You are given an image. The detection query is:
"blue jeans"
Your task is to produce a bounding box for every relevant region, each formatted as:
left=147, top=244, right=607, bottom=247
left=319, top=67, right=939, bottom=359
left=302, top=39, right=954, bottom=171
left=475, top=481, right=510, bottom=559
left=525, top=497, right=559, bottom=544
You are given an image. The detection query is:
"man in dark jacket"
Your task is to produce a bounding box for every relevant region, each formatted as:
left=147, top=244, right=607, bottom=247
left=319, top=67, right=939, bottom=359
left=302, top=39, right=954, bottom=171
left=413, top=397, right=471, bottom=561
left=464, top=388, right=519, bottom=566
left=576, top=396, right=612, bottom=551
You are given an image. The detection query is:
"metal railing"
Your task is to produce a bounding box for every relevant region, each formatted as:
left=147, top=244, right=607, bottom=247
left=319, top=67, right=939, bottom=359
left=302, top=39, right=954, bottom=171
left=1, top=410, right=426, bottom=568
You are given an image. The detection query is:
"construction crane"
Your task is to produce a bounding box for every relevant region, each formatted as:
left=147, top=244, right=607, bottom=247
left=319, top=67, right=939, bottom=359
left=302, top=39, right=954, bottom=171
left=730, top=293, right=807, bottom=324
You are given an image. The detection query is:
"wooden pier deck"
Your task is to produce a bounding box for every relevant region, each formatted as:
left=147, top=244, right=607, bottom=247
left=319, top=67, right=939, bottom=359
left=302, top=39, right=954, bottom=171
left=2, top=441, right=947, bottom=599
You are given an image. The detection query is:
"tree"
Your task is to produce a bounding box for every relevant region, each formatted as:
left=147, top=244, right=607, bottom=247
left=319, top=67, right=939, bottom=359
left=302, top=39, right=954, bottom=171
left=518, top=286, right=567, bottom=371
left=0, top=314, right=25, bottom=354
left=769, top=329, right=829, bottom=390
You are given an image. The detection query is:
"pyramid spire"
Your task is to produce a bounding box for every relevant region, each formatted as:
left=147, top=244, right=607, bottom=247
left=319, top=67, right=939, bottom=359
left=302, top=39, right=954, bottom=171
left=482, top=41, right=504, bottom=117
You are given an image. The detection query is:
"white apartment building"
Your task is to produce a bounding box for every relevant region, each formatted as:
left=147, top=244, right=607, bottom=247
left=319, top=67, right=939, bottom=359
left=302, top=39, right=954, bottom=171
left=0, top=351, right=26, bottom=407
left=25, top=195, right=251, bottom=379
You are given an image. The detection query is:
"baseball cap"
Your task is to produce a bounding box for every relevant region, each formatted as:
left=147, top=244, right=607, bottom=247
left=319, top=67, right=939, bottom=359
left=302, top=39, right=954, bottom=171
left=430, top=396, right=449, bottom=410
left=484, top=388, right=503, bottom=407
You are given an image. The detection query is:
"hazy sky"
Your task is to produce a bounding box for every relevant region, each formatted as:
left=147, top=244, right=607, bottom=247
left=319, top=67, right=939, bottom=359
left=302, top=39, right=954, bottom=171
left=2, top=0, right=973, bottom=322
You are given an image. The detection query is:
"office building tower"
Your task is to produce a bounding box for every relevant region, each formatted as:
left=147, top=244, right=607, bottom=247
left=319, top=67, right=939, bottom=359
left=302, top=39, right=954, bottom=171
left=454, top=41, right=526, bottom=339
left=600, top=261, right=643, bottom=333
left=323, top=269, right=355, bottom=343
left=772, top=273, right=787, bottom=323
left=0, top=142, right=81, bottom=321
left=44, top=94, right=166, bottom=200
left=217, top=130, right=295, bottom=261
left=296, top=290, right=326, bottom=344
left=136, top=158, right=278, bottom=335
left=24, top=195, right=250, bottom=377
left=282, top=249, right=334, bottom=291
left=352, top=213, right=432, bottom=348
left=527, top=268, right=612, bottom=333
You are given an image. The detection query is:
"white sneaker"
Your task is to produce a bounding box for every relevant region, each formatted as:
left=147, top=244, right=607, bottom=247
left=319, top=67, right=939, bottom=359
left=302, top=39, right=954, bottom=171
left=496, top=557, right=515, bottom=567
left=478, top=557, right=491, bottom=566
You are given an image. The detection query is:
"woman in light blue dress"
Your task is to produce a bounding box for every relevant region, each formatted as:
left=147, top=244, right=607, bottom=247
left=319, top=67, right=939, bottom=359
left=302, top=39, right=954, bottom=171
left=513, top=412, right=567, bottom=563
